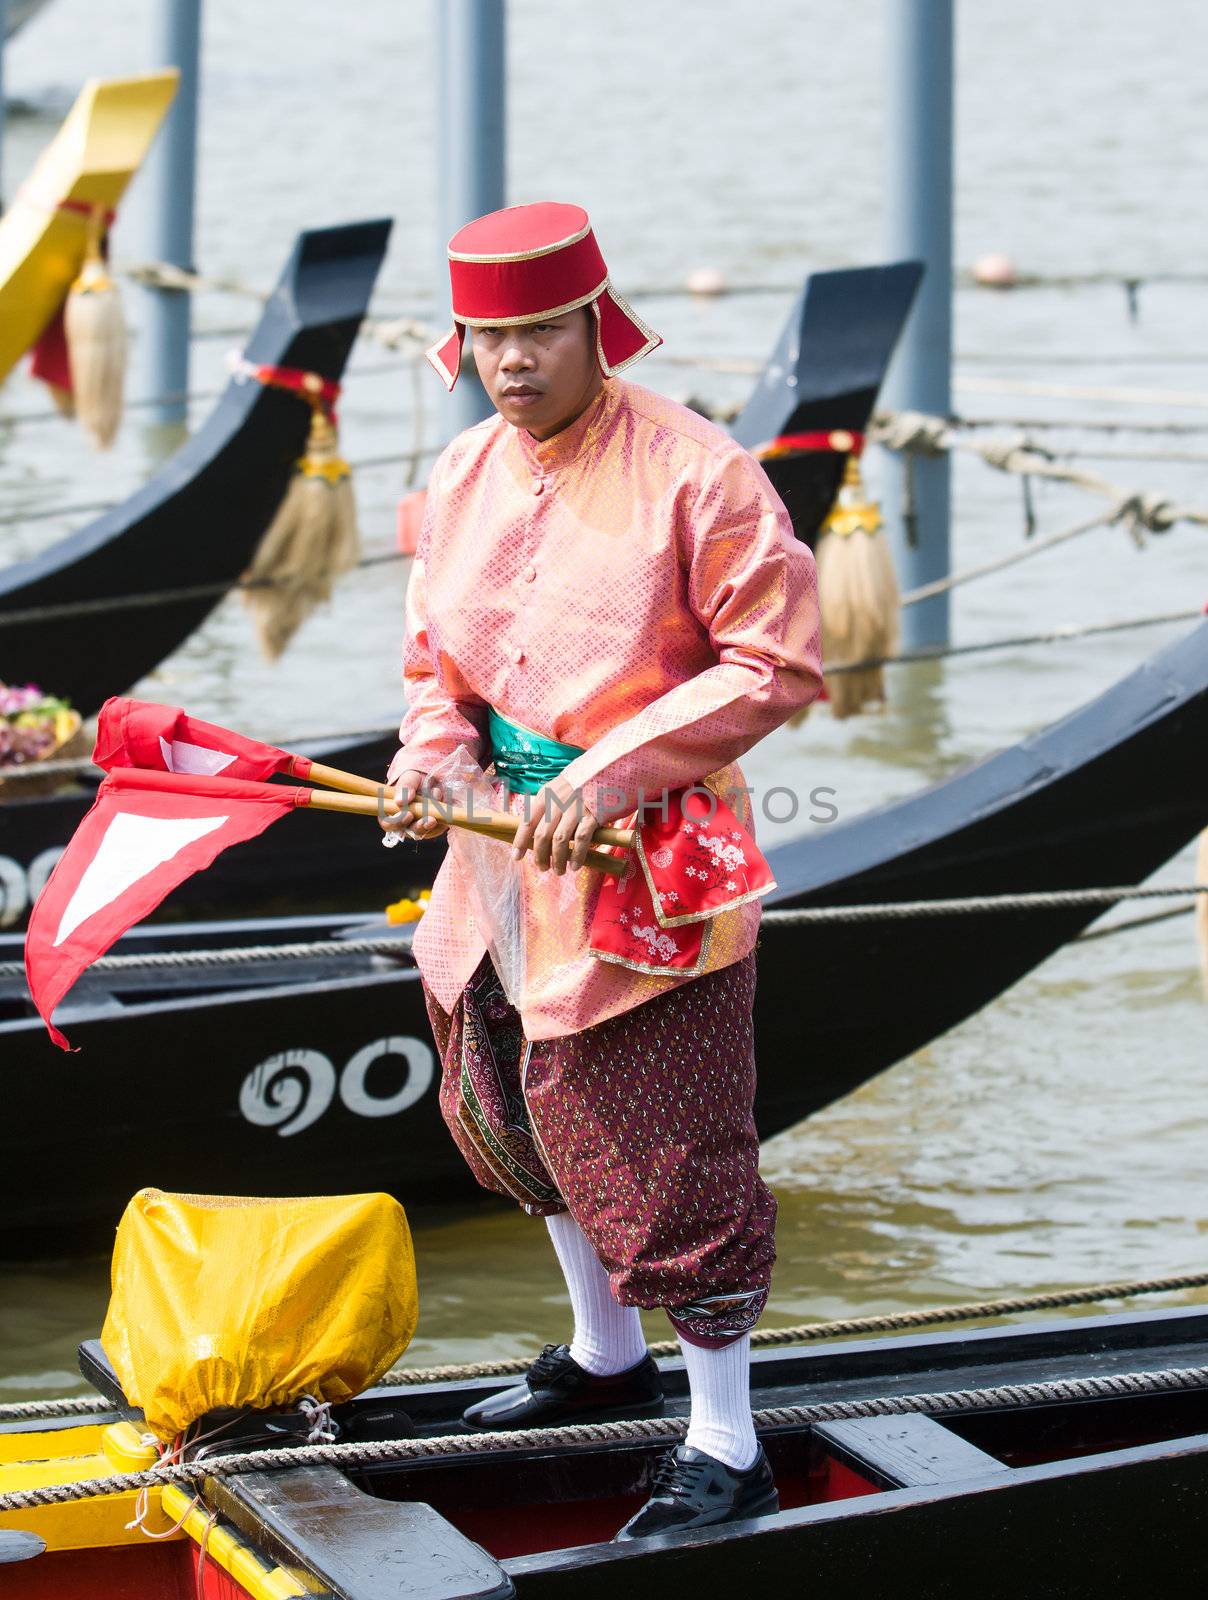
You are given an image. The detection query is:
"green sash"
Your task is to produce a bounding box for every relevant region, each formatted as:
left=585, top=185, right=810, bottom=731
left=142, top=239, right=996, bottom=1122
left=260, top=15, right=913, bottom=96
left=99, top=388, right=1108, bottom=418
left=486, top=706, right=584, bottom=795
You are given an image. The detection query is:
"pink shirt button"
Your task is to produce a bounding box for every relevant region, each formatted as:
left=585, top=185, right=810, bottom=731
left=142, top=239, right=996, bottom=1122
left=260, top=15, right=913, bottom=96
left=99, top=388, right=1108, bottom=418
left=531, top=479, right=544, bottom=495
left=522, top=564, right=536, bottom=583
left=510, top=644, right=525, bottom=664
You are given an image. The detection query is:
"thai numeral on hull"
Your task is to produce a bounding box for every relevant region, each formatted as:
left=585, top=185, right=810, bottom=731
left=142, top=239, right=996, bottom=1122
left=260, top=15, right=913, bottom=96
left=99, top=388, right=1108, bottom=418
left=0, top=850, right=64, bottom=927
left=239, top=1037, right=435, bottom=1136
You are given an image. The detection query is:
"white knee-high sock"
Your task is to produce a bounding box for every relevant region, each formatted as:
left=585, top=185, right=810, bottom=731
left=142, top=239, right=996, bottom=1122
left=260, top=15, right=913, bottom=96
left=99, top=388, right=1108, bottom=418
left=545, top=1213, right=648, bottom=1377
left=680, top=1334, right=758, bottom=1471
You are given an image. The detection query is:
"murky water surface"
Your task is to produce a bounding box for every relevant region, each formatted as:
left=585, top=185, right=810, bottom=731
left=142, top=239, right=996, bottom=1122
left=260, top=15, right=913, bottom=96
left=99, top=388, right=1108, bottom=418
left=2, top=0, right=1206, bottom=1398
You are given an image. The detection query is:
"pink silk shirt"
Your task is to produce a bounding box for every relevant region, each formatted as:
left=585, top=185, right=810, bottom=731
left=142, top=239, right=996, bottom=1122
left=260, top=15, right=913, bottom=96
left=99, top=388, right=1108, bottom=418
left=388, top=377, right=823, bottom=1040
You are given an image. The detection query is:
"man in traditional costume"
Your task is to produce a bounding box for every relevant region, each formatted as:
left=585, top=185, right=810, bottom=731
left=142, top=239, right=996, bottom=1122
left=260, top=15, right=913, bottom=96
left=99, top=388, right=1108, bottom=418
left=384, top=202, right=823, bottom=1540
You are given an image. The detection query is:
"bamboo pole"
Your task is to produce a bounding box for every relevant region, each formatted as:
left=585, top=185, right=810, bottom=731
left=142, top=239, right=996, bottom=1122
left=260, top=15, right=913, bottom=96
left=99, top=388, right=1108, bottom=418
left=301, top=759, right=382, bottom=797
left=299, top=760, right=636, bottom=850
left=303, top=789, right=628, bottom=878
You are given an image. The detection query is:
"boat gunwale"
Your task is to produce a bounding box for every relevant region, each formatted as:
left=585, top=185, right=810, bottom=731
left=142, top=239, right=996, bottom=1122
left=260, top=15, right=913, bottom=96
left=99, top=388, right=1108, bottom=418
left=764, top=618, right=1207, bottom=903
left=498, top=1421, right=1208, bottom=1578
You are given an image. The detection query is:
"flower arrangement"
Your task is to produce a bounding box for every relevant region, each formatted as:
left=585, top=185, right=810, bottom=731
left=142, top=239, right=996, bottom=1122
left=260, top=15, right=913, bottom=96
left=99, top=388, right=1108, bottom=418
left=0, top=682, right=77, bottom=769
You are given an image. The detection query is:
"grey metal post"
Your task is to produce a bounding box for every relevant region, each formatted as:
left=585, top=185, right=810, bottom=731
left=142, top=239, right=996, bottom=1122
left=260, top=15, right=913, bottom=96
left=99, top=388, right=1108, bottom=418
left=0, top=0, right=9, bottom=212
left=879, top=0, right=953, bottom=648
left=434, top=0, right=506, bottom=434
left=141, top=0, right=202, bottom=427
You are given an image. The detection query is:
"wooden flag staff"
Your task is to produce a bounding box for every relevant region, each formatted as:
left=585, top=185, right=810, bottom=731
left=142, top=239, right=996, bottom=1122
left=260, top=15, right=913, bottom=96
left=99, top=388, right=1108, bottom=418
left=301, top=786, right=631, bottom=878
left=304, top=759, right=630, bottom=844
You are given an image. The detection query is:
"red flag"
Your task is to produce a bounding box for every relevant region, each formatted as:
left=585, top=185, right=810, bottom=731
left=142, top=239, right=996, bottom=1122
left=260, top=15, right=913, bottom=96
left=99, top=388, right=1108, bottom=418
left=26, top=768, right=305, bottom=1049
left=93, top=697, right=312, bottom=784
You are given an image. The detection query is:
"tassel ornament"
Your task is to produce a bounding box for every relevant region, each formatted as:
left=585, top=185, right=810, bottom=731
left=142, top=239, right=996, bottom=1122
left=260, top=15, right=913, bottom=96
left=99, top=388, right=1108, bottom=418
left=63, top=206, right=127, bottom=449
left=814, top=454, right=901, bottom=719
left=243, top=390, right=359, bottom=660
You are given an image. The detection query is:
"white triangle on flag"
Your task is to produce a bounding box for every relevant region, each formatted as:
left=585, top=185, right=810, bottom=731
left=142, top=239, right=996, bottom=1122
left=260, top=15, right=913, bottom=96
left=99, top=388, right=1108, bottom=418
left=159, top=735, right=237, bottom=777
left=53, top=811, right=229, bottom=947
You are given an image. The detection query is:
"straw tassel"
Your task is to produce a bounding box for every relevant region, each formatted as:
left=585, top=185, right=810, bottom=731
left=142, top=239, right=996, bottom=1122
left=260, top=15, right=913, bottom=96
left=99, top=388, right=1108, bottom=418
left=814, top=455, right=901, bottom=719
left=63, top=206, right=127, bottom=450
left=47, top=383, right=77, bottom=419
left=243, top=399, right=359, bottom=659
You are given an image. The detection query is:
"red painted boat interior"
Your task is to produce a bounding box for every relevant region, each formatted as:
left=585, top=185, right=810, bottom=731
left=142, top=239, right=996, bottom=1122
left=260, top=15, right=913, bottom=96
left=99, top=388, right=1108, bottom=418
left=15, top=1387, right=1208, bottom=1590
left=370, top=1434, right=883, bottom=1560
left=0, top=1448, right=882, bottom=1598
left=1, top=1542, right=202, bottom=1600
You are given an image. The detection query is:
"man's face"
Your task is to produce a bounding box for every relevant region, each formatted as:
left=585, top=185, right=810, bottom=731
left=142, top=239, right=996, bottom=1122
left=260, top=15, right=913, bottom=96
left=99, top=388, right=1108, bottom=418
left=471, top=307, right=602, bottom=440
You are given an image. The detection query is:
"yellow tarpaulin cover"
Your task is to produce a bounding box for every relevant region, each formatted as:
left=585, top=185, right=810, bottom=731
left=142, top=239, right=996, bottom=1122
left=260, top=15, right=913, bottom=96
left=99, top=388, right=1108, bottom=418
left=101, top=1188, right=418, bottom=1441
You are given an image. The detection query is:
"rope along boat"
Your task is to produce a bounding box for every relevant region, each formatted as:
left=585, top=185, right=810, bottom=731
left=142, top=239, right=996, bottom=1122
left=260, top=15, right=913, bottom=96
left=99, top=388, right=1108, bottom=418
left=4, top=1303, right=1208, bottom=1596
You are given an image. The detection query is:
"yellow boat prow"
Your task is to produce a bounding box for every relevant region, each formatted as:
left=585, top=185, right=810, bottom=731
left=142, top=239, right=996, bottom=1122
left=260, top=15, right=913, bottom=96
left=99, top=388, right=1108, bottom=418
left=0, top=70, right=179, bottom=386
left=0, top=1419, right=309, bottom=1598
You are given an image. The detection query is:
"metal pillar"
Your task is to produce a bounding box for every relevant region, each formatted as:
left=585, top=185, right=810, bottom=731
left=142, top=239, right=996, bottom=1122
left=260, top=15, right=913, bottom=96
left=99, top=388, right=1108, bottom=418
left=880, top=0, right=953, bottom=648
left=434, top=0, right=506, bottom=434
left=0, top=0, right=9, bottom=213
left=141, top=0, right=201, bottom=427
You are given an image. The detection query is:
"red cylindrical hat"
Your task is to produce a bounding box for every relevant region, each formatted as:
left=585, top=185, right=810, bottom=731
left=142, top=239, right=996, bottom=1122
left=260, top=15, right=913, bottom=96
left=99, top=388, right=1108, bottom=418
left=426, top=202, right=661, bottom=391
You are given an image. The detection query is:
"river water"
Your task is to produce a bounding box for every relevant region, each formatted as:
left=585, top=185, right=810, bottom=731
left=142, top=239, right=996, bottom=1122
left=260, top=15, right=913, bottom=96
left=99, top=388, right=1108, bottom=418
left=1, top=0, right=1206, bottom=1401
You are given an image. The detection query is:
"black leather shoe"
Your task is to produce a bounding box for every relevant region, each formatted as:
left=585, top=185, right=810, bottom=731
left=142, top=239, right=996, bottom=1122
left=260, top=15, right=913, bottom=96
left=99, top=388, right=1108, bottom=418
left=461, top=1343, right=663, bottom=1431
left=613, top=1444, right=778, bottom=1541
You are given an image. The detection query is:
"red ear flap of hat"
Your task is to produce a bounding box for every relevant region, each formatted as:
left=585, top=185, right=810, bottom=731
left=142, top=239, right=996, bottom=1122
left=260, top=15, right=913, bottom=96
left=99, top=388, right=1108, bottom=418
left=592, top=286, right=662, bottom=376
left=426, top=324, right=466, bottom=392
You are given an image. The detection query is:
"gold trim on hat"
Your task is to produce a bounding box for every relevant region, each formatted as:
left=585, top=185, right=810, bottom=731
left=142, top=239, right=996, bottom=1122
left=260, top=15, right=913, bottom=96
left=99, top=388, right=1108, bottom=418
left=591, top=283, right=663, bottom=377
left=457, top=277, right=609, bottom=329
left=448, top=218, right=593, bottom=264
left=425, top=328, right=462, bottom=388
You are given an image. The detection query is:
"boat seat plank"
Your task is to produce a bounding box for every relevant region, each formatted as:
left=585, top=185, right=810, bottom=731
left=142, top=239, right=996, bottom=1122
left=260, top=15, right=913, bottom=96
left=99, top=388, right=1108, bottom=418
left=813, top=1413, right=1010, bottom=1488
left=210, top=1466, right=514, bottom=1600
left=0, top=1530, right=46, bottom=1565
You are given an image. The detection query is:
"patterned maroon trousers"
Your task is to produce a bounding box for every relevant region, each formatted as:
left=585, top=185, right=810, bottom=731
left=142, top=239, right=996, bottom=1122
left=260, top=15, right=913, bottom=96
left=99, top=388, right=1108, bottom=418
left=420, top=949, right=776, bottom=1347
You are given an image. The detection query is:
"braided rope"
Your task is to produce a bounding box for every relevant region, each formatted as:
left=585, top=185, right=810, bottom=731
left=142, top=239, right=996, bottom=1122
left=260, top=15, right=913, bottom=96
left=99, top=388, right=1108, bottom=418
left=3, top=1363, right=1206, bottom=1514
left=0, top=886, right=1203, bottom=984
left=0, top=1395, right=113, bottom=1421
left=869, top=409, right=1208, bottom=530
left=831, top=607, right=1202, bottom=661
left=8, top=1265, right=1208, bottom=1425
left=760, top=884, right=1208, bottom=927
left=382, top=1266, right=1208, bottom=1386
left=0, top=935, right=414, bottom=981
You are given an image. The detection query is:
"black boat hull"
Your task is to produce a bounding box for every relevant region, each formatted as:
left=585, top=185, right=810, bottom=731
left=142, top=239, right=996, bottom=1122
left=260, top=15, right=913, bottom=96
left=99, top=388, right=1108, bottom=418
left=9, top=1307, right=1208, bottom=1598
left=730, top=260, right=923, bottom=547
left=1, top=622, right=1205, bottom=1252
left=369, top=1306, right=1208, bottom=1597
left=0, top=220, right=391, bottom=716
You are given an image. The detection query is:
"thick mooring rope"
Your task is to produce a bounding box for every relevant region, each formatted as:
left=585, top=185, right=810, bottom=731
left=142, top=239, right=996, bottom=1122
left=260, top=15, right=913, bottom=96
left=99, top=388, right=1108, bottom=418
left=0, top=935, right=414, bottom=982
left=379, top=1266, right=1208, bottom=1386
left=0, top=884, right=1202, bottom=983
left=760, top=884, right=1208, bottom=926
left=2, top=1362, right=1206, bottom=1513
left=7, top=1264, right=1208, bottom=1426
